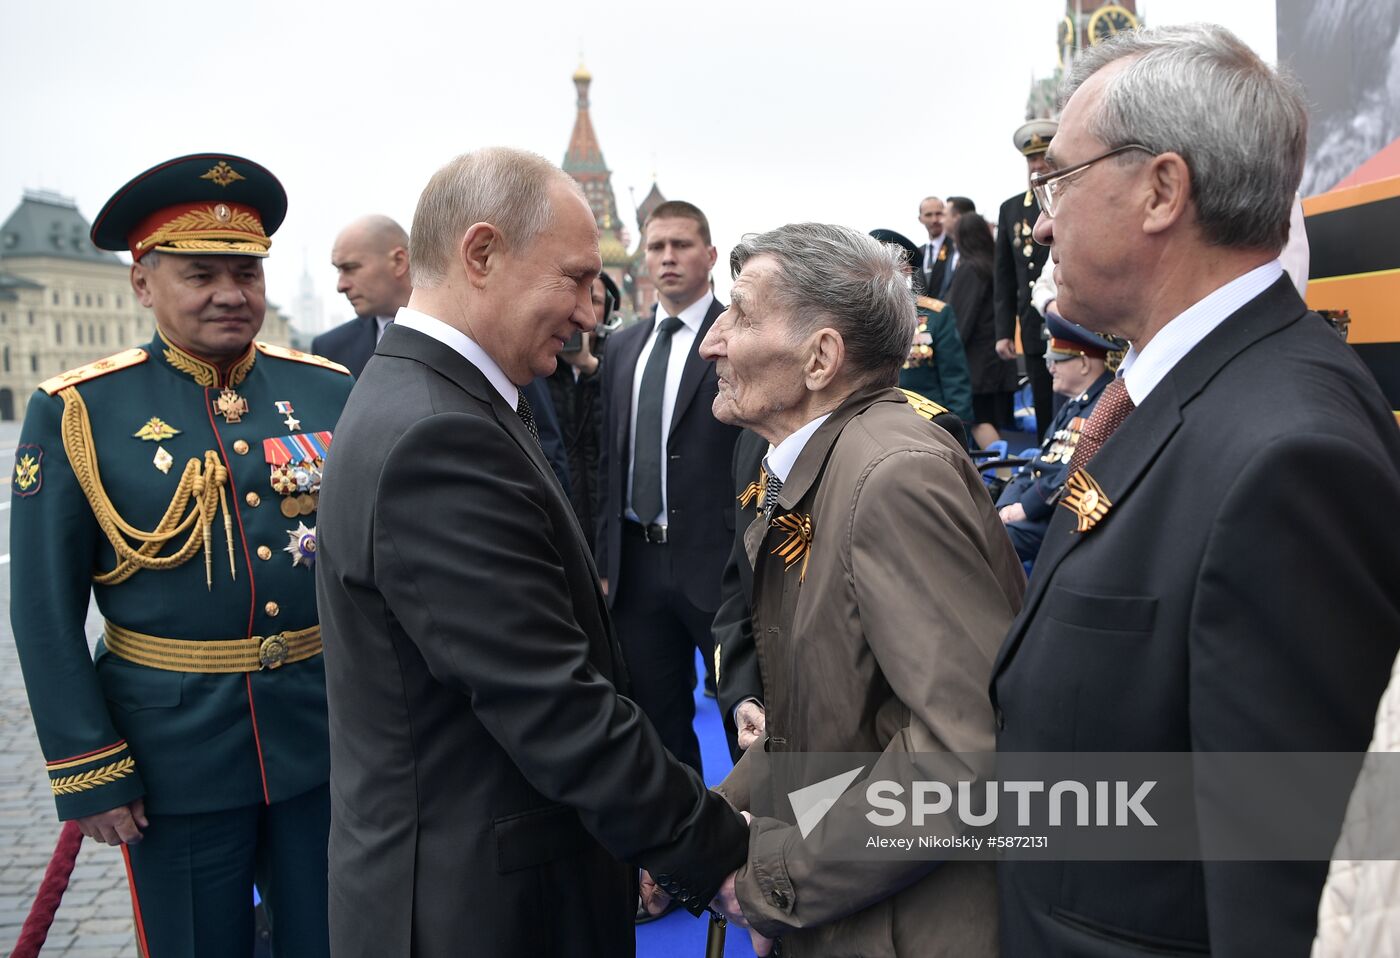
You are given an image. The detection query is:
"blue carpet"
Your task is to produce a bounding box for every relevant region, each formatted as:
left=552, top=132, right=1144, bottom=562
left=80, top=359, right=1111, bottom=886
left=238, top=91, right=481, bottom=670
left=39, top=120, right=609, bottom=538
left=635, top=651, right=759, bottom=957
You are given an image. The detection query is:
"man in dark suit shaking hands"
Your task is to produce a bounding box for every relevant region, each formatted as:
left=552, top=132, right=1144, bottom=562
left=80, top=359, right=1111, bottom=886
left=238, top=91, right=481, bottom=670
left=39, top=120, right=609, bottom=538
left=992, top=25, right=1400, bottom=957
left=598, top=201, right=739, bottom=777
left=316, top=214, right=412, bottom=375
left=315, top=148, right=747, bottom=958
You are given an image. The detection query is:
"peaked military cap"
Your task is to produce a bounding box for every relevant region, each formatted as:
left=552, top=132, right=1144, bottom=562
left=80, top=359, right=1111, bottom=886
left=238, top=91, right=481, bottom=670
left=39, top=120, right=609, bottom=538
left=1046, top=310, right=1120, bottom=360
left=1014, top=119, right=1059, bottom=157
left=868, top=228, right=921, bottom=268
left=90, top=153, right=287, bottom=261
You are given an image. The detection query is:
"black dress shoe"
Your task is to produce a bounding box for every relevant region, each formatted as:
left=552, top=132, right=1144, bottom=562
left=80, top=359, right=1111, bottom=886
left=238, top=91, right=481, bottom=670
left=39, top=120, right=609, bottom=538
left=635, top=896, right=679, bottom=924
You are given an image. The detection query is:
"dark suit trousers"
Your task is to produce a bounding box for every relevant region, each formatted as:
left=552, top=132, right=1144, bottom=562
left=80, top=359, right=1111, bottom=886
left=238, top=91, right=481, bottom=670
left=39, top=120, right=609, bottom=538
left=612, top=528, right=713, bottom=776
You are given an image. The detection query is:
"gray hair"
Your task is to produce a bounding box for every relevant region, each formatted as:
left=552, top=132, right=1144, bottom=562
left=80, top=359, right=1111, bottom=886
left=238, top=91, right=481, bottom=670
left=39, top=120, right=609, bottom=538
left=729, top=223, right=915, bottom=387
left=409, top=147, right=584, bottom=287
left=1064, top=23, right=1307, bottom=251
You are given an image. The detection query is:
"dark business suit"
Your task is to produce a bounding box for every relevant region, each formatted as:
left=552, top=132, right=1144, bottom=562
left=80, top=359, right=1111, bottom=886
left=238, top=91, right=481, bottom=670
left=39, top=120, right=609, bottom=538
left=312, top=315, right=379, bottom=377
left=316, top=324, right=746, bottom=958
left=917, top=239, right=952, bottom=298
left=992, top=277, right=1400, bottom=956
left=597, top=298, right=739, bottom=773
left=993, top=190, right=1053, bottom=439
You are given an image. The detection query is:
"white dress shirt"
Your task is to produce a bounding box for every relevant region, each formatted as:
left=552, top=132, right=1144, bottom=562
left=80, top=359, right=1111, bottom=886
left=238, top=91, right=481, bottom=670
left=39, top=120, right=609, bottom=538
left=1118, top=261, right=1283, bottom=406
left=392, top=306, right=518, bottom=409
left=375, top=315, right=393, bottom=343
left=765, top=413, right=832, bottom=483
left=625, top=292, right=713, bottom=524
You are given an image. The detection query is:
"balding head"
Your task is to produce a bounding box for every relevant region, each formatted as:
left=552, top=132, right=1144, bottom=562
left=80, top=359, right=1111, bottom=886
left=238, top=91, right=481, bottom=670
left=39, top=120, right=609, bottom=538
left=332, top=214, right=412, bottom=318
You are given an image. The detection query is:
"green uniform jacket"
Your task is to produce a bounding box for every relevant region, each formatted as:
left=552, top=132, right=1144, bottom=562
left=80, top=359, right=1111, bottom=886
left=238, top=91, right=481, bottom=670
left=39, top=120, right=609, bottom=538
left=10, top=331, right=352, bottom=820
left=897, top=296, right=974, bottom=424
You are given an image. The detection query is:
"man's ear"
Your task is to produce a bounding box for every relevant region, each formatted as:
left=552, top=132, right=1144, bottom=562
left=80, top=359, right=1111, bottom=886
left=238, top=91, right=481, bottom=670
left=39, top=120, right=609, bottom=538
left=130, top=262, right=156, bottom=308
left=460, top=222, right=499, bottom=290
left=805, top=328, right=845, bottom=391
left=1143, top=152, right=1191, bottom=236
left=389, top=245, right=410, bottom=279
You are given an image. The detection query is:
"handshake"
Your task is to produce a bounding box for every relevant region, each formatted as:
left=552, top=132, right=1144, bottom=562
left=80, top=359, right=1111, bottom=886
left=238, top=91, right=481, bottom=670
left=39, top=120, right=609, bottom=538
left=640, top=811, right=775, bottom=956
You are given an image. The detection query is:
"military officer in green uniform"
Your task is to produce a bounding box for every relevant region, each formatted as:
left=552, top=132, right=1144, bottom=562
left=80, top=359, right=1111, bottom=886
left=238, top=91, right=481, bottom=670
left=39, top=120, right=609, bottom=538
left=9, top=153, right=352, bottom=957
left=869, top=228, right=974, bottom=426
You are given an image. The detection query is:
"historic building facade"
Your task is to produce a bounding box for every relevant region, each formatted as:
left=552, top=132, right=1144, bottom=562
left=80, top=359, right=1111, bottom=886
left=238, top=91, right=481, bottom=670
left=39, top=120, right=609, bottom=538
left=0, top=190, right=289, bottom=421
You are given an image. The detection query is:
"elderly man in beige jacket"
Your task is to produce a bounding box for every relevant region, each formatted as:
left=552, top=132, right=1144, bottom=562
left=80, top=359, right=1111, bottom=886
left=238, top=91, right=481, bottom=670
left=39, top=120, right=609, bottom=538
left=672, top=223, right=1024, bottom=956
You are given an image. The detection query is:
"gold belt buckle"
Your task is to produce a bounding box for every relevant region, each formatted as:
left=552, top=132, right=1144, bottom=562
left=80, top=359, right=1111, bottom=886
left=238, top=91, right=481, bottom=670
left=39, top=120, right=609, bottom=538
left=258, top=634, right=289, bottom=670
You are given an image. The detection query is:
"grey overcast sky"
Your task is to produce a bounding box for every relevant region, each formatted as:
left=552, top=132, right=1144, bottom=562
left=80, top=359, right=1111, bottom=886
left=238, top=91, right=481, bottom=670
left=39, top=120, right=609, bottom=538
left=0, top=0, right=1274, bottom=332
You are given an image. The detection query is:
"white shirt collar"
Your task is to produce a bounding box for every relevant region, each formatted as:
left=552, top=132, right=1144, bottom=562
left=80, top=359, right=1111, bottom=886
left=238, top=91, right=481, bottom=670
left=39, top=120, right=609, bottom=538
left=659, top=291, right=714, bottom=333
left=765, top=414, right=832, bottom=483
left=1118, top=260, right=1283, bottom=405
left=392, top=306, right=518, bottom=409
left=375, top=315, right=393, bottom=341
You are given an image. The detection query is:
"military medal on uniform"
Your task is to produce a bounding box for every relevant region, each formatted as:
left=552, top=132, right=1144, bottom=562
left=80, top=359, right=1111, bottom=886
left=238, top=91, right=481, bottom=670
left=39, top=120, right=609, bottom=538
left=275, top=400, right=300, bottom=432
left=213, top=388, right=249, bottom=424
left=264, top=431, right=332, bottom=517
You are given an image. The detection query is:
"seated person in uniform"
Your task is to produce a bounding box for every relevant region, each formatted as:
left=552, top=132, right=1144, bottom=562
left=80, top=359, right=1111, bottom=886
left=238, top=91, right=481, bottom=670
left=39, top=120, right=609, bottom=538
left=996, top=311, right=1117, bottom=562
left=870, top=228, right=974, bottom=426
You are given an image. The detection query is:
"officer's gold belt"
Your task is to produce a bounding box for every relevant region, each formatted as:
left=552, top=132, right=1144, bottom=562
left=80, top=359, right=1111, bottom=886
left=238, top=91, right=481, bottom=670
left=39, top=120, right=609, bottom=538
left=103, top=620, right=321, bottom=673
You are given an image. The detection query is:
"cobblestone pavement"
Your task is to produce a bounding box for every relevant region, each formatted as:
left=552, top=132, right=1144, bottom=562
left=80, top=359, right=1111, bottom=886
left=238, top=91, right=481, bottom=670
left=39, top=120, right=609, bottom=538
left=2, top=422, right=138, bottom=957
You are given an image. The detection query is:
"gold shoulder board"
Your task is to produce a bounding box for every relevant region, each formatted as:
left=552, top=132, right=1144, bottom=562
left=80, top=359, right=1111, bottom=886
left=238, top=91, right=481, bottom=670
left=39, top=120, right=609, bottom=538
left=897, top=388, right=950, bottom=421
left=915, top=295, right=946, bottom=313
left=255, top=342, right=352, bottom=376
left=39, top=348, right=148, bottom=395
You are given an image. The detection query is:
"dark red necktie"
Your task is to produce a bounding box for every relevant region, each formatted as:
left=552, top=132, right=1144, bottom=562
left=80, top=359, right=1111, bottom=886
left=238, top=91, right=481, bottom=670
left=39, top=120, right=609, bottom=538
left=1068, top=377, right=1135, bottom=474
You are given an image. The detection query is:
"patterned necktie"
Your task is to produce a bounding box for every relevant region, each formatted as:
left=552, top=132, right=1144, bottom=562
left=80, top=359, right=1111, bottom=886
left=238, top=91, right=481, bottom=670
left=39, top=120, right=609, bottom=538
left=1067, top=377, right=1134, bottom=474
left=516, top=391, right=541, bottom=445
left=631, top=316, right=684, bottom=523
left=761, top=460, right=783, bottom=520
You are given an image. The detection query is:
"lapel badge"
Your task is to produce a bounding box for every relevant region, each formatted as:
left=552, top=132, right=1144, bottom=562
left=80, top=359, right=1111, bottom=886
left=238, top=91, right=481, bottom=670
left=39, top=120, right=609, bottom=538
left=12, top=445, right=42, bottom=497
left=1059, top=468, right=1113, bottom=533
left=770, top=512, right=813, bottom=583
left=937, top=244, right=948, bottom=262
left=755, top=466, right=770, bottom=511
left=284, top=522, right=317, bottom=569
left=152, top=446, right=174, bottom=475
left=275, top=401, right=300, bottom=432
left=134, top=417, right=180, bottom=442
left=213, top=388, right=249, bottom=424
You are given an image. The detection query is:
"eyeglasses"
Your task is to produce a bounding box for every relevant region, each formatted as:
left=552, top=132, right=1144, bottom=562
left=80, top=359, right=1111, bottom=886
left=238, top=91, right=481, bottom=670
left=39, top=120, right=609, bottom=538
left=1030, top=144, right=1155, bottom=216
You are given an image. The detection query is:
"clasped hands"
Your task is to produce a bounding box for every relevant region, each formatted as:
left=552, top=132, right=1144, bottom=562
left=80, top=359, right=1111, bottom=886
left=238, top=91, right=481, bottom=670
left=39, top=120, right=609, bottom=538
left=640, top=810, right=775, bottom=956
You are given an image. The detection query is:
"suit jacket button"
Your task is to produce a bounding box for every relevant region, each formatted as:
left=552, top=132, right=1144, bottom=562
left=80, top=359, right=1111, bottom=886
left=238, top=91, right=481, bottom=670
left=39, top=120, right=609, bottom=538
left=265, top=601, right=280, bottom=617
left=257, top=546, right=272, bottom=561
left=245, top=492, right=261, bottom=507
left=233, top=439, right=250, bottom=455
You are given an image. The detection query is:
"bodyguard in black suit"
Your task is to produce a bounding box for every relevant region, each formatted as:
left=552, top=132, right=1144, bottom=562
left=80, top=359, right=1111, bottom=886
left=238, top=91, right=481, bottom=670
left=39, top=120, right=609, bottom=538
left=317, top=150, right=746, bottom=958
left=916, top=195, right=953, bottom=298
left=316, top=214, right=413, bottom=376
left=994, top=121, right=1057, bottom=440
left=597, top=201, right=739, bottom=777
left=992, top=27, right=1400, bottom=957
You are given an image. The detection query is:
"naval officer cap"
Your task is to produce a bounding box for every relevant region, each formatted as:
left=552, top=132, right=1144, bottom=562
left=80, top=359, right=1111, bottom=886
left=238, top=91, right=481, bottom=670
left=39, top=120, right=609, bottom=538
left=1046, top=311, right=1120, bottom=361
left=1013, top=119, right=1059, bottom=157
left=90, top=153, right=287, bottom=262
